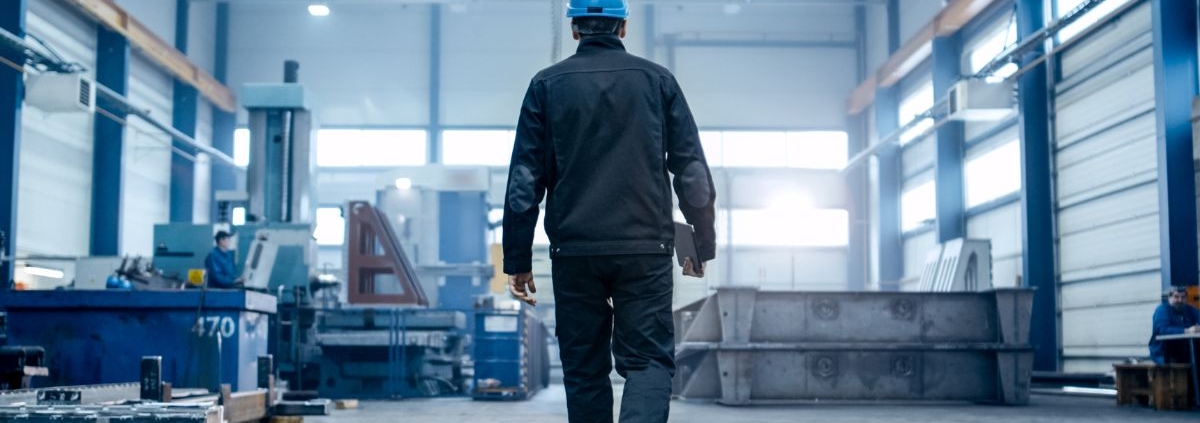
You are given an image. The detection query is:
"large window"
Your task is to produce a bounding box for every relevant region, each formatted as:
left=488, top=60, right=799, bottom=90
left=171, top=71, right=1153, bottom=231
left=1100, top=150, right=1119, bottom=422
left=316, top=129, right=427, bottom=167
left=901, top=180, right=936, bottom=232
left=698, top=130, right=848, bottom=169
left=233, top=128, right=250, bottom=167
left=1056, top=0, right=1135, bottom=42
left=729, top=209, right=849, bottom=247
left=897, top=83, right=935, bottom=145
left=967, top=19, right=1018, bottom=79
left=314, top=207, right=346, bottom=245
left=965, top=140, right=1021, bottom=208
left=442, top=130, right=517, bottom=166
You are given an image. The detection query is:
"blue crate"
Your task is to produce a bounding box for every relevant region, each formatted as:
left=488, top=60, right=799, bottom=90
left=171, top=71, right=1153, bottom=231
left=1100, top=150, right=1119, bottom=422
left=0, top=290, right=275, bottom=391
left=472, top=307, right=549, bottom=401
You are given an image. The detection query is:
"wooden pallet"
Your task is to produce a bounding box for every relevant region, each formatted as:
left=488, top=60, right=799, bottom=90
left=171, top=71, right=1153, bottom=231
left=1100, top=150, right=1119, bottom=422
left=1114, top=363, right=1193, bottom=411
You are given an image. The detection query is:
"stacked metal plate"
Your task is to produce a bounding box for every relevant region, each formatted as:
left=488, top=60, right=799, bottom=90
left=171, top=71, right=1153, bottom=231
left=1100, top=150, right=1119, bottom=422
left=0, top=404, right=221, bottom=423
left=671, top=288, right=1035, bottom=405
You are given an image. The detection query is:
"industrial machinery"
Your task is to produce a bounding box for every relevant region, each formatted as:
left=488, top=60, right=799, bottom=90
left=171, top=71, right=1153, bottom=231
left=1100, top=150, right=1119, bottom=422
left=276, top=201, right=472, bottom=399
left=671, top=287, right=1035, bottom=405
left=0, top=60, right=536, bottom=401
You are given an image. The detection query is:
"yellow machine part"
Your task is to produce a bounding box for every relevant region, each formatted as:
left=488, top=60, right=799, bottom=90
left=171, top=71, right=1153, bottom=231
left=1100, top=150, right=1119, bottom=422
left=187, top=269, right=206, bottom=286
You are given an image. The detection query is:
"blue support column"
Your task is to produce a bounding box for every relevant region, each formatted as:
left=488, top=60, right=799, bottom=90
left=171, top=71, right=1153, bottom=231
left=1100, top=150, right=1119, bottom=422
left=1017, top=0, right=1059, bottom=372
left=438, top=191, right=489, bottom=335
left=0, top=0, right=25, bottom=285
left=210, top=2, right=236, bottom=223
left=1151, top=0, right=1199, bottom=290
left=932, top=34, right=965, bottom=242
left=886, top=0, right=900, bottom=53
left=170, top=0, right=198, bottom=223
left=91, top=28, right=130, bottom=256
left=876, top=87, right=903, bottom=291
left=846, top=5, right=869, bottom=291
left=427, top=5, right=442, bottom=164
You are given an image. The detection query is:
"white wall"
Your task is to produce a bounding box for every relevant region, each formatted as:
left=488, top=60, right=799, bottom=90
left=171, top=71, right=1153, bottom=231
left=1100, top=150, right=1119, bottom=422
left=227, top=4, right=430, bottom=126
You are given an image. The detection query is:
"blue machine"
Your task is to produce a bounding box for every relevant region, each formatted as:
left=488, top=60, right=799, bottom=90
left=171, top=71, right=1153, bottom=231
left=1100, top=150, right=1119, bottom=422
left=0, top=290, right=274, bottom=391
left=152, top=223, right=234, bottom=280
left=472, top=302, right=550, bottom=401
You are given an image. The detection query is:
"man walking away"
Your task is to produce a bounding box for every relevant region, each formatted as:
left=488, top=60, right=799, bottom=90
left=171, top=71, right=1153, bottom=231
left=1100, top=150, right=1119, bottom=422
left=502, top=1, right=717, bottom=422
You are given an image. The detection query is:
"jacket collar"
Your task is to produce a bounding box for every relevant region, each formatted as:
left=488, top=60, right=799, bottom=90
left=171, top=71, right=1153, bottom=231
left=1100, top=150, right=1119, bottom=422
left=577, top=34, right=626, bottom=54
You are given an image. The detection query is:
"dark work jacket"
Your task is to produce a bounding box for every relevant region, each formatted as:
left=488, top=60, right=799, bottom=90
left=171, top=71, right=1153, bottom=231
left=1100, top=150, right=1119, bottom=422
left=1148, top=301, right=1200, bottom=364
left=502, top=34, right=717, bottom=274
left=205, top=247, right=238, bottom=288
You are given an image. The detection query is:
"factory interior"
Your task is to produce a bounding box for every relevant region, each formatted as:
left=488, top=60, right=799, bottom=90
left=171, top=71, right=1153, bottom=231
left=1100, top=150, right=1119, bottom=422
left=1, top=0, right=1200, bottom=421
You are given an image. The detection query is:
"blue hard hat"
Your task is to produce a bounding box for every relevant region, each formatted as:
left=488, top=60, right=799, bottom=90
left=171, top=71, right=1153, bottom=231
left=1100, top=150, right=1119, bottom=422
left=566, top=0, right=629, bottom=19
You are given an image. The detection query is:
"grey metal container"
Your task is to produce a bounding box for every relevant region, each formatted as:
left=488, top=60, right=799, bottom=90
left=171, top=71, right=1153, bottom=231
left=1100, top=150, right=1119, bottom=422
left=671, top=288, right=1035, bottom=405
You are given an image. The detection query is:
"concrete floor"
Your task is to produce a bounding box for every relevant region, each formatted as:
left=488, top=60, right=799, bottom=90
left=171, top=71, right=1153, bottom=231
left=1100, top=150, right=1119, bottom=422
left=308, top=384, right=1199, bottom=423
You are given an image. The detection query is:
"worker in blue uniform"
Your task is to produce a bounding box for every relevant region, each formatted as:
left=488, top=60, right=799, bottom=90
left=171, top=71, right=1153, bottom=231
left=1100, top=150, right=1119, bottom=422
left=204, top=230, right=242, bottom=289
left=503, top=1, right=716, bottom=422
left=1148, top=286, right=1200, bottom=364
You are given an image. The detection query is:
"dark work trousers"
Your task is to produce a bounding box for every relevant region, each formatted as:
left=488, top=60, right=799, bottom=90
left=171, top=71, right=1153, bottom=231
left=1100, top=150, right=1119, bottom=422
left=552, top=254, right=676, bottom=423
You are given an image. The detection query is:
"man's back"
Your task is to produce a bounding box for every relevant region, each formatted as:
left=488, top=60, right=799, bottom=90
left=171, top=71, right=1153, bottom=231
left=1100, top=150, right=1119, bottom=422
left=504, top=34, right=715, bottom=271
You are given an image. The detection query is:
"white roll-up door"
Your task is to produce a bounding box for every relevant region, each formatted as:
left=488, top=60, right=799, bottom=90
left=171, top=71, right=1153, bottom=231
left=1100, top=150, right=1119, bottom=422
left=965, top=125, right=1022, bottom=289
left=17, top=0, right=96, bottom=259
left=1053, top=1, right=1159, bottom=373
left=122, top=55, right=173, bottom=256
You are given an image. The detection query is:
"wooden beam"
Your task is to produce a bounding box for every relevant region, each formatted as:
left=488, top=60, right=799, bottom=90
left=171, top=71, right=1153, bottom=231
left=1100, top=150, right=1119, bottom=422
left=876, top=22, right=935, bottom=87
left=845, top=0, right=1001, bottom=114
left=846, top=74, right=876, bottom=115
left=937, top=0, right=999, bottom=35
left=60, top=0, right=237, bottom=112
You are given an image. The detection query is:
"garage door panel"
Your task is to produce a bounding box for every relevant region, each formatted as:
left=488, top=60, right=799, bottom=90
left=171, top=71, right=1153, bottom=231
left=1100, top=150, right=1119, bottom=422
left=1053, top=1, right=1156, bottom=372
left=1061, top=272, right=1161, bottom=310
left=1061, top=302, right=1157, bottom=350
left=1055, top=65, right=1155, bottom=149
left=1058, top=214, right=1160, bottom=275
left=1057, top=182, right=1158, bottom=236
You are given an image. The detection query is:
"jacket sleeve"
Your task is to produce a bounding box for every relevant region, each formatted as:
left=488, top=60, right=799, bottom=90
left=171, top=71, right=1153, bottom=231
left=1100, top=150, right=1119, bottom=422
left=663, top=75, right=717, bottom=262
left=1153, top=305, right=1190, bottom=336
left=502, top=79, right=550, bottom=274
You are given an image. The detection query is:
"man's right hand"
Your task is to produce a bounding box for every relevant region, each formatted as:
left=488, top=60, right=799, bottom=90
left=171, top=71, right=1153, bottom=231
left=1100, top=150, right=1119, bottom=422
left=509, top=272, right=537, bottom=306
left=1188, top=325, right=1200, bottom=334
left=682, top=257, right=706, bottom=278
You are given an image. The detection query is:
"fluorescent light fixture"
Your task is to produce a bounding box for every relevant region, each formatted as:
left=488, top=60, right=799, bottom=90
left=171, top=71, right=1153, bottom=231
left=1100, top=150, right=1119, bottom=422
left=24, top=266, right=64, bottom=279
left=394, top=177, right=413, bottom=190
left=308, top=4, right=331, bottom=17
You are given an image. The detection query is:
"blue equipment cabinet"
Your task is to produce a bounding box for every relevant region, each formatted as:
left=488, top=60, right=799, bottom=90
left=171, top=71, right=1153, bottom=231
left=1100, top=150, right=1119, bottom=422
left=472, top=305, right=550, bottom=400
left=0, top=290, right=275, bottom=391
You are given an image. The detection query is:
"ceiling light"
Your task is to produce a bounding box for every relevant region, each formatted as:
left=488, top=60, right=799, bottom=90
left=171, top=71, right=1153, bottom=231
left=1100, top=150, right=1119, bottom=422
left=308, top=4, right=331, bottom=17
left=23, top=266, right=64, bottom=279
left=723, top=3, right=742, bottom=14
left=394, top=177, right=413, bottom=190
